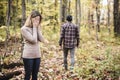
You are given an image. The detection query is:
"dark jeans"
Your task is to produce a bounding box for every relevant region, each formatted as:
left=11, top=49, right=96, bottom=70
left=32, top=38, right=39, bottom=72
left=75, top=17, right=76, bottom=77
left=23, top=58, right=41, bottom=80
left=63, top=47, right=75, bottom=70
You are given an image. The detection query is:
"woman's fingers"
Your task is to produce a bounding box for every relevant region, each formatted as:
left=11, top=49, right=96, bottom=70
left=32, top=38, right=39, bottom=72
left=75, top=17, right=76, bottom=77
left=32, top=18, right=39, bottom=27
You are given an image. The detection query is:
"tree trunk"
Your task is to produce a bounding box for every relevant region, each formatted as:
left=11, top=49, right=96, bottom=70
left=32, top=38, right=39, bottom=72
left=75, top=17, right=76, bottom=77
left=78, top=0, right=81, bottom=45
left=114, top=0, right=120, bottom=36
left=75, top=0, right=81, bottom=27
left=91, top=14, right=94, bottom=29
left=62, top=0, right=67, bottom=23
left=68, top=0, right=71, bottom=14
left=12, top=0, right=19, bottom=55
left=4, top=0, right=11, bottom=57
left=88, top=9, right=91, bottom=34
left=95, top=0, right=100, bottom=32
left=75, top=0, right=78, bottom=24
left=60, top=0, right=62, bottom=25
left=60, top=0, right=67, bottom=24
left=107, top=0, right=111, bottom=34
left=77, top=0, right=81, bottom=27
left=95, top=0, right=100, bottom=41
left=21, top=0, right=26, bottom=58
left=53, top=0, right=58, bottom=31
left=21, top=0, right=26, bottom=26
left=96, top=7, right=99, bottom=41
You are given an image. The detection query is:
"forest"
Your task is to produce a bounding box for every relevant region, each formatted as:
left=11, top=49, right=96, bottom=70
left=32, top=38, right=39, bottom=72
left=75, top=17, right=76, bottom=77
left=0, top=0, right=120, bottom=80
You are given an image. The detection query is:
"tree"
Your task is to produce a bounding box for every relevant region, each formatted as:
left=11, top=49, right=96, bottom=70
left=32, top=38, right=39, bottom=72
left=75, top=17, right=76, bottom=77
left=53, top=0, right=58, bottom=31
left=60, top=0, right=67, bottom=24
left=95, top=0, right=100, bottom=32
left=107, top=0, right=111, bottom=34
left=4, top=0, right=12, bottom=57
left=78, top=0, right=81, bottom=28
left=75, top=0, right=78, bottom=25
left=21, top=0, right=26, bottom=57
left=12, top=0, right=19, bottom=54
left=21, top=0, right=26, bottom=27
left=75, top=0, right=81, bottom=27
left=114, top=0, right=120, bottom=36
left=68, top=0, right=71, bottom=14
left=0, top=0, right=7, bottom=26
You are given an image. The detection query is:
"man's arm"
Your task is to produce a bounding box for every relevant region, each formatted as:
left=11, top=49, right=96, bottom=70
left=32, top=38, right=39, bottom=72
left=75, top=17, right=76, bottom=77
left=59, top=26, right=64, bottom=46
left=76, top=26, right=80, bottom=47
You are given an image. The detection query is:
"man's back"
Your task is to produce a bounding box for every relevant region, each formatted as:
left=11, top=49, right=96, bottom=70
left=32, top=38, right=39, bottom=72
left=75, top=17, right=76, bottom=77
left=60, top=22, right=79, bottom=48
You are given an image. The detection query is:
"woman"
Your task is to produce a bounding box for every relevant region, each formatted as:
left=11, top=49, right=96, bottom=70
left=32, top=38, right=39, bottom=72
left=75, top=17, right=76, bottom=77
left=21, top=10, right=47, bottom=80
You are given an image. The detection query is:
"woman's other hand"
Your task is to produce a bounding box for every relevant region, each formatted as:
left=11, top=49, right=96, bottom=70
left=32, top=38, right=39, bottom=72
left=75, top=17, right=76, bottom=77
left=32, top=16, right=40, bottom=27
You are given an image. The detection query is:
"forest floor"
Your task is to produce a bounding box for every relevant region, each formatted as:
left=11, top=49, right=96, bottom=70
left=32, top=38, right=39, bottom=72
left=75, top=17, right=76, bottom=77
left=0, top=26, right=120, bottom=80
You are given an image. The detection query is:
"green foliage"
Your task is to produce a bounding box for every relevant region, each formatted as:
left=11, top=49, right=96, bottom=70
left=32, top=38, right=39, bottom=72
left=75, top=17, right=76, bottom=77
left=0, top=26, right=21, bottom=42
left=0, top=0, right=22, bottom=27
left=0, top=26, right=6, bottom=41
left=42, top=25, right=60, bottom=44
left=0, top=0, right=7, bottom=26
left=74, top=26, right=120, bottom=79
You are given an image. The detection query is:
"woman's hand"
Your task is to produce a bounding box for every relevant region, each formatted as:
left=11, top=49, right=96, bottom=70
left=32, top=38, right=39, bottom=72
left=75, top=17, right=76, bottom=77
left=32, top=19, right=39, bottom=27
left=32, top=16, right=40, bottom=27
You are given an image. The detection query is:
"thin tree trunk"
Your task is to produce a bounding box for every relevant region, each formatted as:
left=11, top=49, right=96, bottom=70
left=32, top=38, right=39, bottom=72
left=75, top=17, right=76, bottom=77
left=88, top=9, right=91, bottom=34
left=91, top=14, right=94, bottom=29
left=96, top=7, right=99, bottom=41
left=21, top=0, right=26, bottom=58
left=75, top=0, right=78, bottom=24
left=96, top=1, right=100, bottom=32
left=68, top=0, right=71, bottom=14
left=77, top=0, right=81, bottom=41
left=75, top=0, right=81, bottom=27
left=78, top=0, right=81, bottom=44
left=62, top=0, right=67, bottom=22
left=60, top=0, right=62, bottom=25
left=77, top=0, right=81, bottom=27
left=95, top=0, right=100, bottom=41
left=13, top=0, right=19, bottom=55
left=4, top=0, right=11, bottom=57
left=107, top=0, right=111, bottom=34
left=65, top=0, right=68, bottom=16
left=53, top=0, right=58, bottom=31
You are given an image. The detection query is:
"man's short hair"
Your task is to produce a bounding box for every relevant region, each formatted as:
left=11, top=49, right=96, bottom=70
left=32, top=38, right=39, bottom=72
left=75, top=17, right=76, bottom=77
left=66, top=15, right=72, bottom=22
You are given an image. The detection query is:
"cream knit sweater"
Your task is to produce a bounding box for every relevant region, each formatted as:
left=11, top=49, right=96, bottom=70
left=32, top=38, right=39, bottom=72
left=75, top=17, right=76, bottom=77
left=21, top=26, right=44, bottom=58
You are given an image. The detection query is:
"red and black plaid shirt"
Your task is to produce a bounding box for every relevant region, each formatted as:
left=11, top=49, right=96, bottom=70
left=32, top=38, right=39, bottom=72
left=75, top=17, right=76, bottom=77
left=59, top=22, right=79, bottom=48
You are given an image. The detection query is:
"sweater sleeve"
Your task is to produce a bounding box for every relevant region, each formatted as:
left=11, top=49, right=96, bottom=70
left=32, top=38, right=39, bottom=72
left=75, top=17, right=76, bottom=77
left=21, top=27, right=37, bottom=44
left=37, top=27, right=45, bottom=43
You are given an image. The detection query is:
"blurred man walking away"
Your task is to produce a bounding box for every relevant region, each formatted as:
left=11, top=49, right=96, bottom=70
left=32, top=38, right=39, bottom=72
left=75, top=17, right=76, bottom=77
left=59, top=15, right=80, bottom=71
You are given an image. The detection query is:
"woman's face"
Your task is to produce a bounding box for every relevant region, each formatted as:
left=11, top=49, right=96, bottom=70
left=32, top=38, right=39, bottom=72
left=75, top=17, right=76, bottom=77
left=31, top=16, right=40, bottom=24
